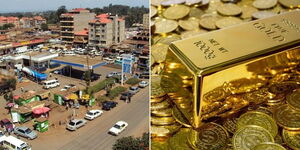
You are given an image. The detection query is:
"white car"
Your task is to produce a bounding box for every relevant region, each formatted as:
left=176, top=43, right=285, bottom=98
left=84, top=110, right=103, bottom=120
left=66, top=119, right=87, bottom=131
left=63, top=51, right=76, bottom=56
left=60, top=84, right=76, bottom=91
left=108, top=121, right=128, bottom=136
left=49, top=49, right=56, bottom=54
left=138, top=81, right=149, bottom=88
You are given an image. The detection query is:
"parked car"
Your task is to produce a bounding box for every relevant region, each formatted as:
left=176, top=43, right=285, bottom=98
left=103, top=57, right=114, bottom=64
left=60, top=84, right=76, bottom=91
left=106, top=72, right=121, bottom=78
left=84, top=110, right=103, bottom=120
left=0, top=119, right=14, bottom=132
left=138, top=81, right=149, bottom=88
left=14, top=127, right=37, bottom=140
left=63, top=51, right=76, bottom=56
left=90, top=74, right=101, bottom=81
left=66, top=119, right=87, bottom=131
left=53, top=69, right=62, bottom=74
left=49, top=49, right=56, bottom=54
left=108, top=121, right=128, bottom=136
left=43, top=79, right=60, bottom=89
left=129, top=86, right=140, bottom=95
left=102, top=101, right=118, bottom=111
left=120, top=92, right=132, bottom=101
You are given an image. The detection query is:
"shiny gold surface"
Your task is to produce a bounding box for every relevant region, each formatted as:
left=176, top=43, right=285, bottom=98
left=167, top=11, right=300, bottom=128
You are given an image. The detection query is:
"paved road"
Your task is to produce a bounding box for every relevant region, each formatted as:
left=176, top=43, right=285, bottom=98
left=57, top=86, right=149, bottom=150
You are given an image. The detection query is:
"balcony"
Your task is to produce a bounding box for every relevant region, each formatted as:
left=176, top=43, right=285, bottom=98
left=61, top=36, right=74, bottom=39
left=60, top=20, right=74, bottom=23
left=60, top=26, right=74, bottom=29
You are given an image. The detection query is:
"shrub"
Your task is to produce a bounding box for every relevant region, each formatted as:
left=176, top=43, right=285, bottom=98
left=96, top=96, right=109, bottom=102
left=87, top=78, right=116, bottom=94
left=107, top=86, right=127, bottom=100
left=125, top=78, right=140, bottom=85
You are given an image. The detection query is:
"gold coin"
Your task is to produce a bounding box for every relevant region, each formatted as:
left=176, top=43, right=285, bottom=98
left=279, top=0, right=300, bottom=8
left=268, top=81, right=299, bottom=94
left=252, top=142, right=286, bottom=150
left=217, top=3, right=242, bottom=16
left=199, top=16, right=218, bottom=30
left=151, top=54, right=156, bottom=66
left=215, top=17, right=243, bottom=29
left=237, top=111, right=278, bottom=137
left=151, top=95, right=167, bottom=103
left=151, top=125, right=172, bottom=138
left=161, top=0, right=186, bottom=6
left=243, top=88, right=271, bottom=105
left=156, top=33, right=181, bottom=45
left=252, top=11, right=277, bottom=19
left=273, top=104, right=300, bottom=130
left=172, top=106, right=192, bottom=128
left=240, top=5, right=259, bottom=19
left=163, top=5, right=190, bottom=20
left=151, top=100, right=171, bottom=111
left=223, top=117, right=238, bottom=134
left=180, top=29, right=208, bottom=39
left=151, top=0, right=165, bottom=6
left=252, top=0, right=278, bottom=9
left=152, top=108, right=173, bottom=117
left=169, top=128, right=192, bottom=150
left=151, top=116, right=176, bottom=125
left=189, top=7, right=205, bottom=19
left=225, top=78, right=267, bottom=94
left=185, top=0, right=202, bottom=5
left=178, top=17, right=200, bottom=31
left=286, top=89, right=300, bottom=111
left=161, top=74, right=182, bottom=94
left=203, top=86, right=227, bottom=102
left=256, top=106, right=273, bottom=116
left=188, top=123, right=229, bottom=150
left=233, top=125, right=274, bottom=150
left=282, top=129, right=300, bottom=150
left=151, top=43, right=169, bottom=63
left=151, top=140, right=169, bottom=150
left=151, top=6, right=158, bottom=18
left=155, top=19, right=178, bottom=34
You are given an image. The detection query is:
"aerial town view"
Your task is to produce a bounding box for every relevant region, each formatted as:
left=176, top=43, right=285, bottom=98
left=0, top=0, right=149, bottom=149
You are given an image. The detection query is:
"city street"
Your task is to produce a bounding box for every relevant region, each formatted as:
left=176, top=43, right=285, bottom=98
left=28, top=86, right=149, bottom=150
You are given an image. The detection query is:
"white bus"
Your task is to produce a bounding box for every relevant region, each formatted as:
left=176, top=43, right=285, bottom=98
left=0, top=136, right=31, bottom=150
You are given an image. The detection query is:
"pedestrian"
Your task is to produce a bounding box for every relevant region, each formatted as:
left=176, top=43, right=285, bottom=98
left=20, top=87, right=24, bottom=93
left=128, top=96, right=131, bottom=103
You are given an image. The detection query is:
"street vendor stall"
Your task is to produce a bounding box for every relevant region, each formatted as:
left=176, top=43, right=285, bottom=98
left=14, top=91, right=40, bottom=106
left=53, top=88, right=78, bottom=105
left=80, top=94, right=95, bottom=106
left=34, top=118, right=49, bottom=132
left=11, top=101, right=51, bottom=123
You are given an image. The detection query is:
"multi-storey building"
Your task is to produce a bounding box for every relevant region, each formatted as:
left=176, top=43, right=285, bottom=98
left=0, top=16, right=20, bottom=28
left=20, top=16, right=46, bottom=28
left=88, top=13, right=125, bottom=48
left=60, top=8, right=95, bottom=45
left=143, top=14, right=149, bottom=30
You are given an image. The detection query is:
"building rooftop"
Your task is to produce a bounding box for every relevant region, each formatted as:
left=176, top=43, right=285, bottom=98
left=74, top=29, right=88, bottom=36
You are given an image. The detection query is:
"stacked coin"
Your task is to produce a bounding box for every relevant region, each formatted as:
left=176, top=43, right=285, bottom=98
left=151, top=75, right=182, bottom=141
left=150, top=0, right=300, bottom=149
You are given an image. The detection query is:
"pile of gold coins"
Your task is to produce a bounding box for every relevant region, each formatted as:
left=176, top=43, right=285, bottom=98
left=150, top=0, right=300, bottom=149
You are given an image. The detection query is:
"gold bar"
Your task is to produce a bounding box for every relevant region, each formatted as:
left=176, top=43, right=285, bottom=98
left=163, top=10, right=300, bottom=128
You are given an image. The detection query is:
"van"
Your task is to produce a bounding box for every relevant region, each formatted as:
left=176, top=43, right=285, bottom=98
left=75, top=49, right=86, bottom=55
left=43, top=79, right=60, bottom=89
left=0, top=135, right=31, bottom=150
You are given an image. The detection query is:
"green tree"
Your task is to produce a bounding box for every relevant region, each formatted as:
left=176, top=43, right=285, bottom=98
left=4, top=92, right=13, bottom=103
left=55, top=5, right=67, bottom=23
left=112, top=133, right=149, bottom=150
left=6, top=78, right=16, bottom=90
left=41, top=23, right=48, bottom=31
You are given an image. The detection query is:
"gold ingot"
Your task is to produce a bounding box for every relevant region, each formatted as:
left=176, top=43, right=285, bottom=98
left=163, top=11, right=300, bottom=128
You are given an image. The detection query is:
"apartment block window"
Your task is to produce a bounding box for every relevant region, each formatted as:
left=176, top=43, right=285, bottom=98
left=90, top=29, right=93, bottom=32
left=101, top=35, right=105, bottom=38
left=90, top=34, right=93, bottom=37
left=102, top=30, right=105, bottom=33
